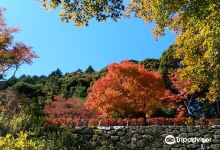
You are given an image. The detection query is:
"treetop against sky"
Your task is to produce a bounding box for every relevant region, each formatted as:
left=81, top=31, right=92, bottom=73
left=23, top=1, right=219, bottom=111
left=0, top=0, right=175, bottom=76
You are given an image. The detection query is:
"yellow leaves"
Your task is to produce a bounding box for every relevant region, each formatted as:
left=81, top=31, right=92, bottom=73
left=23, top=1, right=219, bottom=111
left=171, top=2, right=220, bottom=101
left=0, top=132, right=44, bottom=150
left=63, top=0, right=220, bottom=102
left=134, top=1, right=219, bottom=100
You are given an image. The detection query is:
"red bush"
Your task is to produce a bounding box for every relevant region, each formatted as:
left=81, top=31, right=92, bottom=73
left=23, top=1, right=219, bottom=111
left=147, top=117, right=185, bottom=125
left=43, top=96, right=97, bottom=126
left=208, top=118, right=220, bottom=125
left=100, top=117, right=116, bottom=126
left=88, top=119, right=99, bottom=126
left=117, top=118, right=127, bottom=126
left=130, top=118, right=137, bottom=126
left=137, top=117, right=145, bottom=125
left=45, top=117, right=77, bottom=126
left=197, top=118, right=209, bottom=125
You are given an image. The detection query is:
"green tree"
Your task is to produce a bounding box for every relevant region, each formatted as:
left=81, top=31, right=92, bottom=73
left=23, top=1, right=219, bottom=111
left=75, top=69, right=83, bottom=74
left=159, top=45, right=182, bottom=94
left=48, top=69, right=62, bottom=78
left=61, top=71, right=95, bottom=98
left=43, top=69, right=62, bottom=97
left=85, top=65, right=95, bottom=74
left=159, top=44, right=180, bottom=74
left=0, top=76, right=17, bottom=90
left=40, top=0, right=124, bottom=27
left=94, top=67, right=108, bottom=80
left=139, top=58, right=160, bottom=71
left=12, top=82, right=44, bottom=99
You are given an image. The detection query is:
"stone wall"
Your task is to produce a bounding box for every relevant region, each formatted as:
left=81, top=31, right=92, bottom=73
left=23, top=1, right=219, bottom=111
left=74, top=125, right=220, bottom=150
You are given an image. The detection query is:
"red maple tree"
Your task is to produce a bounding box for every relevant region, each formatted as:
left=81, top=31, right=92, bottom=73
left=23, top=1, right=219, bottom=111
left=86, top=60, right=168, bottom=118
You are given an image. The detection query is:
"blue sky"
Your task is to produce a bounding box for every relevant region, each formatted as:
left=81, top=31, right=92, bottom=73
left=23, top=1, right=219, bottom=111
left=1, top=0, right=175, bottom=77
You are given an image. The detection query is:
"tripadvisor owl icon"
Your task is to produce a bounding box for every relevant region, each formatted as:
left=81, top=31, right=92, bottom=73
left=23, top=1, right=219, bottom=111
left=165, top=135, right=176, bottom=145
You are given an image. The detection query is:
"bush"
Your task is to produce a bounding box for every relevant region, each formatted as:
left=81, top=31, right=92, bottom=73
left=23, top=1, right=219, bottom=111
left=42, top=127, right=94, bottom=150
left=116, top=118, right=127, bottom=126
left=146, top=117, right=185, bottom=125
left=43, top=96, right=97, bottom=126
left=197, top=118, right=209, bottom=125
left=99, top=117, right=115, bottom=126
left=0, top=114, right=32, bottom=133
left=0, top=114, right=47, bottom=135
left=0, top=89, right=29, bottom=115
left=208, top=118, right=220, bottom=125
left=0, top=132, right=44, bottom=150
left=88, top=119, right=99, bottom=127
left=152, top=107, right=176, bottom=118
left=129, top=118, right=145, bottom=126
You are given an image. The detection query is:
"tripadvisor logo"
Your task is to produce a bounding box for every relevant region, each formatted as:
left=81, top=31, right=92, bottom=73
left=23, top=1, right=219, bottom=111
left=165, top=135, right=176, bottom=145
left=164, top=135, right=212, bottom=145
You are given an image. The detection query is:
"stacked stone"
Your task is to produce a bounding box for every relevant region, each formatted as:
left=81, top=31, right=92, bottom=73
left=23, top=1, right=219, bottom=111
left=73, top=125, right=220, bottom=150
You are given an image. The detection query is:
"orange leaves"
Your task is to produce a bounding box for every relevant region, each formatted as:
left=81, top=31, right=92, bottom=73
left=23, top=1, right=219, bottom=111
left=0, top=9, right=36, bottom=78
left=86, top=60, right=168, bottom=117
left=11, top=43, right=36, bottom=65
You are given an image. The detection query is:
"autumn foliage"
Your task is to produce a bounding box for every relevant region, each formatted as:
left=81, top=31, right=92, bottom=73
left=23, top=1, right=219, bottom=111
left=146, top=117, right=185, bottom=125
left=162, top=71, right=189, bottom=108
left=43, top=96, right=97, bottom=126
left=86, top=60, right=168, bottom=118
left=0, top=9, right=36, bottom=79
